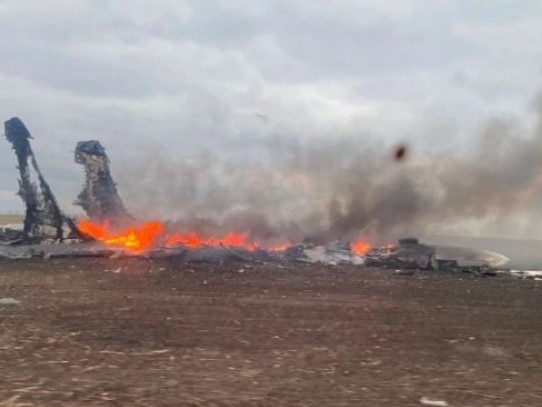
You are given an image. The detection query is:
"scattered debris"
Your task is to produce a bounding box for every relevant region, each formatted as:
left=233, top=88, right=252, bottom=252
left=0, top=117, right=523, bottom=278
left=434, top=244, right=509, bottom=268
left=219, top=242, right=254, bottom=262
left=0, top=235, right=512, bottom=280
left=365, top=238, right=508, bottom=272
left=0, top=297, right=21, bottom=305
left=0, top=223, right=25, bottom=245
left=4, top=117, right=81, bottom=241
left=74, top=140, right=133, bottom=225
left=296, top=245, right=364, bottom=266
left=282, top=240, right=365, bottom=266
left=419, top=397, right=449, bottom=407
left=0, top=241, right=117, bottom=260
left=501, top=270, right=542, bottom=280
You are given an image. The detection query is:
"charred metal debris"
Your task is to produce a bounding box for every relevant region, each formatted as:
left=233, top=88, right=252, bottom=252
left=74, top=140, right=133, bottom=224
left=3, top=118, right=81, bottom=242
left=363, top=238, right=507, bottom=275
left=2, top=118, right=134, bottom=244
left=0, top=117, right=511, bottom=275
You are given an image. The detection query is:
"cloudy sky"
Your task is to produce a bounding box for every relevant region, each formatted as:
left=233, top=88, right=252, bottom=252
left=1, top=0, right=542, bottom=238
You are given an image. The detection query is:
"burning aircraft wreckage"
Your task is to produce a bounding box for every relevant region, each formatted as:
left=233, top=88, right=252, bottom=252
left=0, top=117, right=516, bottom=276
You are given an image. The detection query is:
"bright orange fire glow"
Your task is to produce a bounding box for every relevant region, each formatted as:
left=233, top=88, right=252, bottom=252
left=78, top=218, right=372, bottom=256
left=77, top=219, right=260, bottom=253
left=351, top=240, right=371, bottom=255
left=268, top=244, right=290, bottom=252
left=78, top=219, right=164, bottom=253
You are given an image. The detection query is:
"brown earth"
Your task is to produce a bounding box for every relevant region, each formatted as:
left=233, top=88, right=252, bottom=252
left=0, top=258, right=541, bottom=406
left=0, top=215, right=23, bottom=226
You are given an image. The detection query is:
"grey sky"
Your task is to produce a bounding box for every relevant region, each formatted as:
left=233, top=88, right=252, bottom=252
left=1, top=0, right=542, bottom=238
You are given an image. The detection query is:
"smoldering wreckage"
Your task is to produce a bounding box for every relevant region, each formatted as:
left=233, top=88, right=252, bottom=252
left=0, top=117, right=519, bottom=277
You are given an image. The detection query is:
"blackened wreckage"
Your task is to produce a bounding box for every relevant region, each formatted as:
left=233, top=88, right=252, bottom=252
left=0, top=117, right=511, bottom=273
left=3, top=118, right=80, bottom=242
left=74, top=140, right=133, bottom=225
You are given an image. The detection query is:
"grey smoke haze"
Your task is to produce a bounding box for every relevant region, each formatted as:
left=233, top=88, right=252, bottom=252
left=112, top=95, right=542, bottom=243
left=2, top=0, right=542, bottom=241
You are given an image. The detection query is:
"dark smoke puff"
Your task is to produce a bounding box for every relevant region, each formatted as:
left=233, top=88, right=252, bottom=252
left=393, top=144, right=408, bottom=162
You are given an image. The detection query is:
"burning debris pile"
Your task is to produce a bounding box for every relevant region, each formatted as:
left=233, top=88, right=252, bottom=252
left=0, top=117, right=512, bottom=274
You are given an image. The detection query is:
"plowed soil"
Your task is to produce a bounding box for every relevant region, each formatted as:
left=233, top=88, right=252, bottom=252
left=1, top=258, right=541, bottom=406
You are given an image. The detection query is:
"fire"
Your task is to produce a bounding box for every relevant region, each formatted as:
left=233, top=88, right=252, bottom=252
left=268, top=244, right=290, bottom=252
left=351, top=240, right=371, bottom=255
left=77, top=219, right=259, bottom=253
left=77, top=218, right=372, bottom=256
left=78, top=219, right=164, bottom=253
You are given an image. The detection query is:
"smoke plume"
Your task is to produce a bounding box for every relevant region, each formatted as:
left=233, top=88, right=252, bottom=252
left=114, top=95, right=542, bottom=244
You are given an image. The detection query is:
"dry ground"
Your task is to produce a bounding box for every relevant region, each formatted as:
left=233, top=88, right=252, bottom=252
left=0, top=215, right=23, bottom=226
left=0, top=258, right=541, bottom=406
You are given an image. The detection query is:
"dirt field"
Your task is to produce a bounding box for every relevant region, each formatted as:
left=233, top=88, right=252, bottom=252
left=0, top=215, right=23, bottom=226
left=1, top=259, right=541, bottom=406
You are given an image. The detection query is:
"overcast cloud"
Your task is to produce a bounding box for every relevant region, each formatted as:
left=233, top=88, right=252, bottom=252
left=2, top=0, right=542, bottom=240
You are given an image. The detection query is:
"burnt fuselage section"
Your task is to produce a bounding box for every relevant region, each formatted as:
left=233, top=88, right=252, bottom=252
left=4, top=117, right=79, bottom=240
left=74, top=140, right=132, bottom=225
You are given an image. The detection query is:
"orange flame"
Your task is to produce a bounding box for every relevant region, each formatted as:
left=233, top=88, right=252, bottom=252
left=78, top=218, right=370, bottom=256
left=268, top=244, right=290, bottom=252
left=78, top=219, right=260, bottom=253
left=351, top=240, right=371, bottom=256
left=78, top=219, right=164, bottom=253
